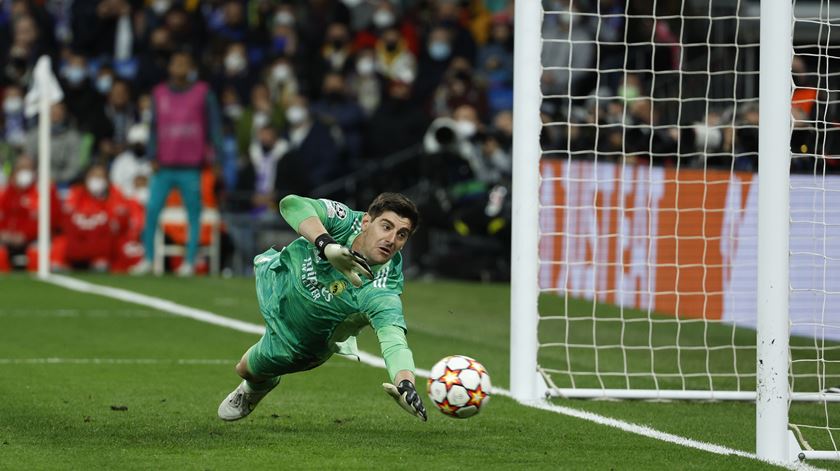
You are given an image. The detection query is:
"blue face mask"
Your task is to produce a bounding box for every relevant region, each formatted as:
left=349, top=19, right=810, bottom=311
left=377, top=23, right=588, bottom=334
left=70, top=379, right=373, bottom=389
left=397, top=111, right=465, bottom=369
left=63, top=66, right=87, bottom=85
left=96, top=75, right=113, bottom=94
left=428, top=41, right=451, bottom=61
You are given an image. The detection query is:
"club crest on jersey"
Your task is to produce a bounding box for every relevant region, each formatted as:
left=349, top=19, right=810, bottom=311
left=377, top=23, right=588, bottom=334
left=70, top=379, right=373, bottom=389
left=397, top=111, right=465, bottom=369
left=328, top=280, right=346, bottom=296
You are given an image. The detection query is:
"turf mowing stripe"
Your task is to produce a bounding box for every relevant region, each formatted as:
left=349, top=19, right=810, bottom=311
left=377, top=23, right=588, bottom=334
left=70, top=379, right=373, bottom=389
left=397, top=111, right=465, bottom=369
left=41, top=274, right=812, bottom=470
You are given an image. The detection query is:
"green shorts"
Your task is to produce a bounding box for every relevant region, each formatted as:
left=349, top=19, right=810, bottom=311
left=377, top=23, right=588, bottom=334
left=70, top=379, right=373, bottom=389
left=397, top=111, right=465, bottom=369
left=245, top=330, right=330, bottom=378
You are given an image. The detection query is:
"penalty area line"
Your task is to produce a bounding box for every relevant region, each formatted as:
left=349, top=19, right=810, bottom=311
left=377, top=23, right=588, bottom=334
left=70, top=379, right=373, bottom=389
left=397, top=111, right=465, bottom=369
left=40, top=274, right=808, bottom=470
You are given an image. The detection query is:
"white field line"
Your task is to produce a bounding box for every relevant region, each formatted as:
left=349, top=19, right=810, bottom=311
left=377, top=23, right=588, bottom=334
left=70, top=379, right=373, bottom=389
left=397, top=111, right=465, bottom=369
left=0, top=358, right=232, bottom=365
left=40, top=274, right=812, bottom=470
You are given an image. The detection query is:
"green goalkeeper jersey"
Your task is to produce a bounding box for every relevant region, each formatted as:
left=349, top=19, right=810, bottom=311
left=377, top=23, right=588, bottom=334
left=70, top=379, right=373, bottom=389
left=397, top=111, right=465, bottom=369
left=253, top=197, right=407, bottom=364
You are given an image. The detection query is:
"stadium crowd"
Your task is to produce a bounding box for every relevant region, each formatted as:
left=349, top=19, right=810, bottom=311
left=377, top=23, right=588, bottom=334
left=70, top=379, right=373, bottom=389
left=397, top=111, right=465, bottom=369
left=0, top=0, right=835, bottom=278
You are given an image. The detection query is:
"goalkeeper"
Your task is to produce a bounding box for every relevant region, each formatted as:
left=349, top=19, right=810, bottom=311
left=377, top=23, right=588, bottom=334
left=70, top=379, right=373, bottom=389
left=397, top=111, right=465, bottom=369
left=218, top=193, right=427, bottom=422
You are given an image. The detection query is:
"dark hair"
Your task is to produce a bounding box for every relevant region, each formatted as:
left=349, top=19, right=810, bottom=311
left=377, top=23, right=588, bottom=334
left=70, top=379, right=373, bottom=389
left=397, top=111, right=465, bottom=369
left=367, top=193, right=420, bottom=234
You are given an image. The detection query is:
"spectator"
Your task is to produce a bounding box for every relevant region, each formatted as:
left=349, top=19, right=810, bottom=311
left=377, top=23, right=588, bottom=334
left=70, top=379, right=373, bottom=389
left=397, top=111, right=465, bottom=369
left=51, top=163, right=131, bottom=272
left=70, top=0, right=133, bottom=58
left=0, top=155, right=61, bottom=272
left=130, top=50, right=224, bottom=277
left=375, top=26, right=417, bottom=83
left=24, top=102, right=89, bottom=187
left=224, top=124, right=289, bottom=275
left=541, top=0, right=596, bottom=98
left=214, top=41, right=255, bottom=103
left=414, top=25, right=456, bottom=101
left=432, top=57, right=488, bottom=119
left=2, top=85, right=27, bottom=149
left=311, top=72, right=366, bottom=164
left=348, top=49, right=383, bottom=116
left=59, top=51, right=113, bottom=144
left=110, top=123, right=151, bottom=198
left=264, top=56, right=301, bottom=106
left=104, top=79, right=137, bottom=150
left=235, top=83, right=285, bottom=158
left=364, top=79, right=429, bottom=161
left=276, top=93, right=340, bottom=195
left=476, top=14, right=513, bottom=115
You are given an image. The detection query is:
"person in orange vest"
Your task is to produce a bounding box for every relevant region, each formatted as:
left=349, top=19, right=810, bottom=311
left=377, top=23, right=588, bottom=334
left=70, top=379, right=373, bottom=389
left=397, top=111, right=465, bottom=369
left=0, top=155, right=61, bottom=272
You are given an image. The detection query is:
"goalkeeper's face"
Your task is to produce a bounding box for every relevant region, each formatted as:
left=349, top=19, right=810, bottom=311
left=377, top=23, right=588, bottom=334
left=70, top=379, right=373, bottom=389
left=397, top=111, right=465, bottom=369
left=358, top=211, right=413, bottom=265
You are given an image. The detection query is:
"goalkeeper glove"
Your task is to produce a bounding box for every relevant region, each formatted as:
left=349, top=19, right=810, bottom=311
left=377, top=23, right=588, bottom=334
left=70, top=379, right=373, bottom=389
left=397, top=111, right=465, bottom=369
left=315, top=233, right=373, bottom=288
left=383, top=380, right=428, bottom=422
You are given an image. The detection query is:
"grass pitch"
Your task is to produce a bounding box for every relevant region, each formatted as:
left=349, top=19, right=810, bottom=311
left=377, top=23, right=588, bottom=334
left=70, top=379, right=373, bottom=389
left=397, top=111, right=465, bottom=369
left=0, top=274, right=826, bottom=469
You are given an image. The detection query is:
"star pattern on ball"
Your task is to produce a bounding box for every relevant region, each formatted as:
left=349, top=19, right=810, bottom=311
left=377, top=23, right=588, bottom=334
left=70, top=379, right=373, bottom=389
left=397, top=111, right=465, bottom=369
left=442, top=369, right=460, bottom=388
left=468, top=359, right=485, bottom=375
left=467, top=388, right=486, bottom=406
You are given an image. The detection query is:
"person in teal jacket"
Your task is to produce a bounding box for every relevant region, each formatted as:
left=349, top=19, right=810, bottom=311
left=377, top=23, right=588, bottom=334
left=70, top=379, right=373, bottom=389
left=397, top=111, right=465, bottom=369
left=218, top=192, right=427, bottom=421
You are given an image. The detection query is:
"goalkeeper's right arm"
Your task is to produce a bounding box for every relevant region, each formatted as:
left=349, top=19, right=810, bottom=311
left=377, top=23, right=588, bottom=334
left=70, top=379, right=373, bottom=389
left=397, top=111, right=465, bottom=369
left=279, top=195, right=373, bottom=287
left=377, top=325, right=427, bottom=421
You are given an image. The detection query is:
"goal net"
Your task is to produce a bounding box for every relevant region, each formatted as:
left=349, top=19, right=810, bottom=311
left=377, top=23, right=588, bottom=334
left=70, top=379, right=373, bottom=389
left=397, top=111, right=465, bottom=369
left=510, top=0, right=840, bottom=463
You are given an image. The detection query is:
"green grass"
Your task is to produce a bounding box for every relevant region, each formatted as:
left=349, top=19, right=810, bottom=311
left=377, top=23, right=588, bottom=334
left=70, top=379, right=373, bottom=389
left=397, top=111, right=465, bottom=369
left=0, top=273, right=832, bottom=469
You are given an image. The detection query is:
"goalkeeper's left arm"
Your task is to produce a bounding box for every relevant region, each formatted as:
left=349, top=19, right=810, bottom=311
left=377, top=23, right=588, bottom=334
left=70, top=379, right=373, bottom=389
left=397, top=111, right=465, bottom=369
left=377, top=325, right=427, bottom=421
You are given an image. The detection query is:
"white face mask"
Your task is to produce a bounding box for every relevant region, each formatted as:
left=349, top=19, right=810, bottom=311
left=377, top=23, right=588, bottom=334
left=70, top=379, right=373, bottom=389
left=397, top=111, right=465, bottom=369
left=373, top=9, right=395, bottom=29
left=15, top=169, right=35, bottom=188
left=134, top=187, right=150, bottom=205
left=3, top=96, right=23, bottom=114
left=253, top=112, right=269, bottom=129
left=274, top=11, right=295, bottom=27
left=271, top=64, right=291, bottom=82
left=286, top=105, right=308, bottom=125
left=356, top=57, right=375, bottom=76
left=224, top=54, right=246, bottom=73
left=86, top=177, right=108, bottom=196
left=152, top=0, right=171, bottom=15
left=455, top=119, right=477, bottom=138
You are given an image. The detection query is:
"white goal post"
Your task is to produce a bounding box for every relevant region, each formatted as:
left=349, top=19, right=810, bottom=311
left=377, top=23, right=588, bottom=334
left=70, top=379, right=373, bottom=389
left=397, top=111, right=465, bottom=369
left=510, top=0, right=840, bottom=464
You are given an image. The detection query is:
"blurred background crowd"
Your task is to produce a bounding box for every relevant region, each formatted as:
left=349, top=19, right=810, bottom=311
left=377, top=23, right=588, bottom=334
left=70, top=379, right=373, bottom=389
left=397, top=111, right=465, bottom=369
left=0, top=0, right=837, bottom=279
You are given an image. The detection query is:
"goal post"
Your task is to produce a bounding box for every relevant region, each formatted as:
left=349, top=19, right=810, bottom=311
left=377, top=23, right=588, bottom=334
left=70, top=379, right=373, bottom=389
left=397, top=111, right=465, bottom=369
left=755, top=0, right=792, bottom=462
left=510, top=0, right=840, bottom=463
left=509, top=0, right=544, bottom=404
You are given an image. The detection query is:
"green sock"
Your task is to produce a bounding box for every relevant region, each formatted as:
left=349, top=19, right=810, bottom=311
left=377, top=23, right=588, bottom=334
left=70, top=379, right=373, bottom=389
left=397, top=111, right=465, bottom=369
left=244, top=376, right=280, bottom=393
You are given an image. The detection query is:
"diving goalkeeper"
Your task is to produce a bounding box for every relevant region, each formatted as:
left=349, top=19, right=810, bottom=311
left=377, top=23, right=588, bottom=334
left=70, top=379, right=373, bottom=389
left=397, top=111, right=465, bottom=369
left=218, top=193, right=427, bottom=421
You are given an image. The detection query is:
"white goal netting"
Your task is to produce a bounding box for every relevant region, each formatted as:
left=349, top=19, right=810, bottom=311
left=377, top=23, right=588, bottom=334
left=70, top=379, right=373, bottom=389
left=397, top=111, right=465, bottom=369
left=535, top=0, right=840, bottom=449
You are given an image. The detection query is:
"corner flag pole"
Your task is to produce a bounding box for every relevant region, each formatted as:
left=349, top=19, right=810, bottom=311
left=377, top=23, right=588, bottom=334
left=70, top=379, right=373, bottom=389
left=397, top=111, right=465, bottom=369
left=26, top=56, right=63, bottom=279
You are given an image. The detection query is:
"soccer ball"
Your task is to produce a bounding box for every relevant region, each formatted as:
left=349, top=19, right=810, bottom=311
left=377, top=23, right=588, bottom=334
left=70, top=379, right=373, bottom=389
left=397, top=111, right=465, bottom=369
left=427, top=355, right=491, bottom=418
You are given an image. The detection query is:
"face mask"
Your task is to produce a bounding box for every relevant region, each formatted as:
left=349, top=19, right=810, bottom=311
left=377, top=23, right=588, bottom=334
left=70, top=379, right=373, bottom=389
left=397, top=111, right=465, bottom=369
left=141, top=109, right=152, bottom=123
left=428, top=41, right=451, bottom=61
left=187, top=70, right=198, bottom=82
left=271, top=64, right=291, bottom=82
left=373, top=9, right=395, bottom=29
left=152, top=0, right=171, bottom=15
left=384, top=40, right=398, bottom=53
left=86, top=177, right=108, bottom=196
left=134, top=187, right=150, bottom=205
left=274, top=11, right=295, bottom=27
left=342, top=0, right=362, bottom=7
left=224, top=104, right=243, bottom=120
left=356, top=57, right=375, bottom=76
left=224, top=54, right=246, bottom=73
left=63, top=65, right=87, bottom=85
left=3, top=96, right=23, bottom=114
left=286, top=105, right=307, bottom=125
left=455, top=119, right=477, bottom=138
left=96, top=75, right=113, bottom=94
left=253, top=112, right=269, bottom=129
left=15, top=169, right=35, bottom=189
